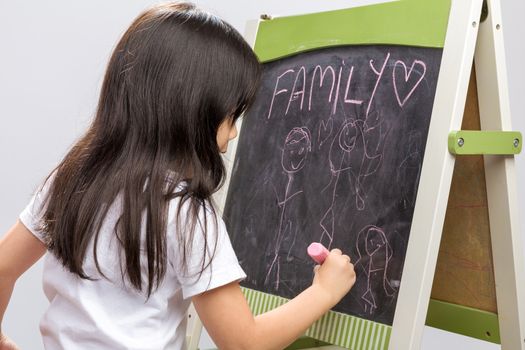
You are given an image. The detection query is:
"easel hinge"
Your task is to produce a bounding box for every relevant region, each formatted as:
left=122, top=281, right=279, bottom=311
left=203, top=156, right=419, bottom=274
left=448, top=131, right=522, bottom=155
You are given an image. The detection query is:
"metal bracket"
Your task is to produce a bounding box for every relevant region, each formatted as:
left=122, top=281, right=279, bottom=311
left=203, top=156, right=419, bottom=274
left=448, top=130, right=522, bottom=155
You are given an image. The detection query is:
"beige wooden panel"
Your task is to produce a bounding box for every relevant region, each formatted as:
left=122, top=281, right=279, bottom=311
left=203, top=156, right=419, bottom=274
left=431, top=68, right=497, bottom=313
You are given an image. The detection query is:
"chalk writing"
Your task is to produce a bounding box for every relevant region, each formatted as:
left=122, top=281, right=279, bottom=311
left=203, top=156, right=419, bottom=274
left=225, top=45, right=442, bottom=325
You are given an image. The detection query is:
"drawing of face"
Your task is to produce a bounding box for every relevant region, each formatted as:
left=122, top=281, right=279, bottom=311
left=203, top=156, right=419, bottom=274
left=281, top=127, right=311, bottom=173
left=338, top=121, right=358, bottom=153
left=365, top=227, right=387, bottom=256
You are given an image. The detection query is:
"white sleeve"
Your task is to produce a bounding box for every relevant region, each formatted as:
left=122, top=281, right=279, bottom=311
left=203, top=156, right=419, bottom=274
left=171, top=202, right=246, bottom=300
left=19, top=179, right=52, bottom=244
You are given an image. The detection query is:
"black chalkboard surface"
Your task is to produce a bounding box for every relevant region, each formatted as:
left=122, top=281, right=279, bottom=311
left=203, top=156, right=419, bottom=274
left=224, top=45, right=442, bottom=325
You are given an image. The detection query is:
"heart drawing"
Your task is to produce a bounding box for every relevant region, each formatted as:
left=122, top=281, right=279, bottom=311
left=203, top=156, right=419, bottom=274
left=392, top=60, right=427, bottom=108
left=317, top=117, right=333, bottom=149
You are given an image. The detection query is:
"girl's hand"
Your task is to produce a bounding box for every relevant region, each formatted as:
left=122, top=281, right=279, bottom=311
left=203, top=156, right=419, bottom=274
left=312, top=248, right=356, bottom=307
left=0, top=334, right=19, bottom=350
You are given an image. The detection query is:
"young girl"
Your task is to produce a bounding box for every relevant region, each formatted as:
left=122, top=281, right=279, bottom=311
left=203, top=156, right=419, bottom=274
left=0, top=2, right=355, bottom=349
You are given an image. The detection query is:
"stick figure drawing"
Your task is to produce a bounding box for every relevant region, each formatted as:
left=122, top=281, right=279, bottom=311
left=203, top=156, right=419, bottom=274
left=354, top=225, right=396, bottom=315
left=265, top=127, right=312, bottom=291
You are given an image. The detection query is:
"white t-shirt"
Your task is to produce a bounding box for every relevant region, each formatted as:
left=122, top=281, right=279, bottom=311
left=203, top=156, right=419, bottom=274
left=19, top=179, right=246, bottom=350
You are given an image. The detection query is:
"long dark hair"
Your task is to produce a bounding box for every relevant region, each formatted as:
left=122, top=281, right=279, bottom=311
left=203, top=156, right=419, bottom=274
left=38, top=2, right=261, bottom=296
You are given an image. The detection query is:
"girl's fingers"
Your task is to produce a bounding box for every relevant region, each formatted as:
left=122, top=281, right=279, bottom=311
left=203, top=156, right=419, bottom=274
left=331, top=248, right=342, bottom=255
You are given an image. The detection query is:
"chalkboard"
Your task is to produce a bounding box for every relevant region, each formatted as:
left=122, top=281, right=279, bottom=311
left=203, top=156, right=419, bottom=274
left=224, top=44, right=443, bottom=325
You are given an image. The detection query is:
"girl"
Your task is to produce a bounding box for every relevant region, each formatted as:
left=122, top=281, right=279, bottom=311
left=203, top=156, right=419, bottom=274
left=0, top=2, right=356, bottom=349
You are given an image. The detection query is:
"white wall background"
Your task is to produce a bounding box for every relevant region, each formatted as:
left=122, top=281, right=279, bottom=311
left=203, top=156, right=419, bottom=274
left=0, top=1, right=523, bottom=349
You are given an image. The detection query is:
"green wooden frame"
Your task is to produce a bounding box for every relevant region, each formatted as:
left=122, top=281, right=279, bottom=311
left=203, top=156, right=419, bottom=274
left=426, top=299, right=500, bottom=344
left=284, top=299, right=502, bottom=348
left=254, top=0, right=451, bottom=62
left=448, top=130, right=522, bottom=155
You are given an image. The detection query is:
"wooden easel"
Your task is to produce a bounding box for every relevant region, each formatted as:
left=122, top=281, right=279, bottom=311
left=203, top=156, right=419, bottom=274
left=391, top=0, right=525, bottom=348
left=187, top=0, right=525, bottom=349
left=304, top=0, right=525, bottom=348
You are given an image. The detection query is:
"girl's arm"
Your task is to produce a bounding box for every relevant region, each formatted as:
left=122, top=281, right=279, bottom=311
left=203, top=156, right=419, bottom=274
left=192, top=249, right=355, bottom=350
left=0, top=221, right=47, bottom=340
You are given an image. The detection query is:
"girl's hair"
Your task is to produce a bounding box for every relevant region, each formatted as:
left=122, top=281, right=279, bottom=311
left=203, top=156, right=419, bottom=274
left=38, top=2, right=261, bottom=296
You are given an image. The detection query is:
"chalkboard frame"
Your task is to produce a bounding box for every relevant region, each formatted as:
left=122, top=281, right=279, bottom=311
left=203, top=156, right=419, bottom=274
left=212, top=0, right=486, bottom=348
left=253, top=0, right=450, bottom=62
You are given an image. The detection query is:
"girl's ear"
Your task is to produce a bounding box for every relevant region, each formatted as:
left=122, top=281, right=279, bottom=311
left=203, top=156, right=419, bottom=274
left=228, top=121, right=238, bottom=141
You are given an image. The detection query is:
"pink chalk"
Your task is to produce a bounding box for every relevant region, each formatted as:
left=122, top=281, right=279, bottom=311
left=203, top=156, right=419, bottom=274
left=307, top=242, right=330, bottom=264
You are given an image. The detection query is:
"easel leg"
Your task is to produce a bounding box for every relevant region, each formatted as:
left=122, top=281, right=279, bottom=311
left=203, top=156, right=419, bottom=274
left=475, top=0, right=525, bottom=349
left=388, top=0, right=484, bottom=348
